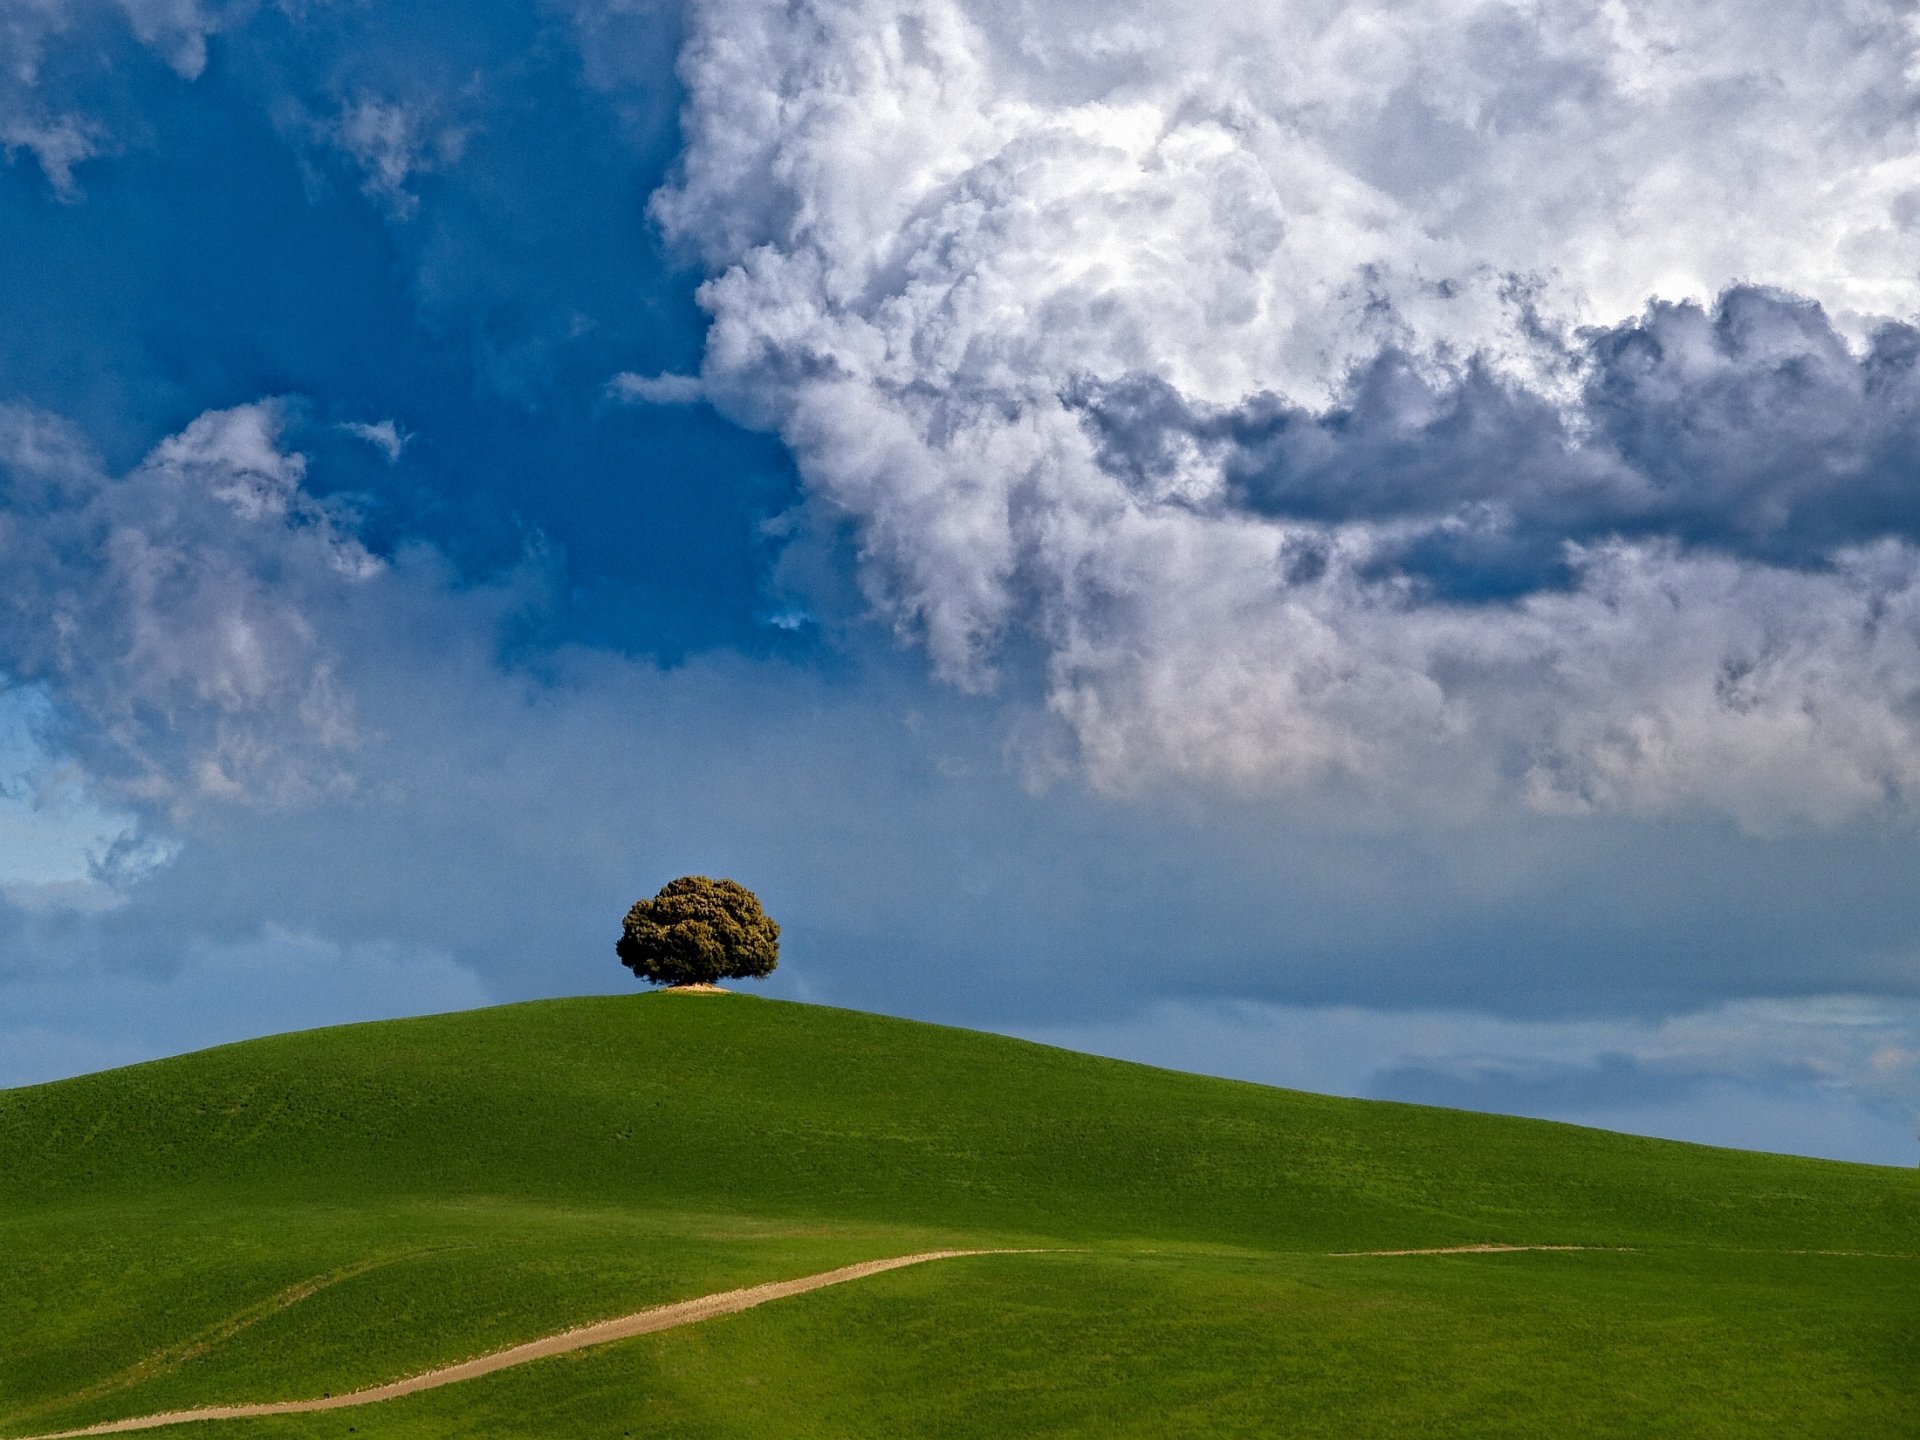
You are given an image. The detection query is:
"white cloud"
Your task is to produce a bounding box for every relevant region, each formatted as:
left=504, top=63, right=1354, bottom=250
left=657, top=0, right=1920, bottom=822
left=340, top=418, right=409, bottom=462
left=0, top=0, right=229, bottom=194
left=113, top=0, right=224, bottom=80
left=0, top=400, right=382, bottom=813
left=0, top=0, right=100, bottom=198
left=608, top=371, right=706, bottom=404
left=322, top=94, right=469, bottom=218
left=0, top=111, right=99, bottom=199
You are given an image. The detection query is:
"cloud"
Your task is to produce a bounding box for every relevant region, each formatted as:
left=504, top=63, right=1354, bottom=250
left=0, top=112, right=100, bottom=199
left=0, top=0, right=230, bottom=195
left=0, top=400, right=381, bottom=812
left=1, top=0, right=1916, bottom=1164
left=1019, top=994, right=1920, bottom=1165
left=609, top=371, right=705, bottom=404
left=0, top=0, right=101, bottom=201
left=657, top=0, right=1920, bottom=823
left=110, top=0, right=226, bottom=81
left=340, top=418, right=408, bottom=462
left=1068, top=289, right=1920, bottom=581
left=301, top=93, right=472, bottom=219
left=1055, top=291, right=1920, bottom=822
left=0, top=391, right=1914, bottom=1160
left=0, top=682, right=153, bottom=910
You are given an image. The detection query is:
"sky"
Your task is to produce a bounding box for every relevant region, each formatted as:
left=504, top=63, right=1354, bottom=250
left=2, top=0, right=1919, bottom=1165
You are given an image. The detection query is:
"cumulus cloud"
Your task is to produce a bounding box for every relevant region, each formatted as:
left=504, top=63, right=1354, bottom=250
left=657, top=0, right=1920, bottom=821
left=0, top=387, right=1913, bottom=1158
left=0, top=400, right=380, bottom=812
left=1, top=0, right=1916, bottom=1160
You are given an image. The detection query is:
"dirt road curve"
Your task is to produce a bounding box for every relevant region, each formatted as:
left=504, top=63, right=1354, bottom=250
left=18, top=1243, right=1613, bottom=1438
left=19, top=1250, right=1014, bottom=1440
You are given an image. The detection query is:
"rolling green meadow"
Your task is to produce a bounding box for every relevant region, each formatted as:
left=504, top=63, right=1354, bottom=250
left=1, top=993, right=1915, bottom=1437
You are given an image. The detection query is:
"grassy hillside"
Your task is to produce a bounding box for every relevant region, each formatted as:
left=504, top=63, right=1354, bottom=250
left=1, top=994, right=1915, bottom=1437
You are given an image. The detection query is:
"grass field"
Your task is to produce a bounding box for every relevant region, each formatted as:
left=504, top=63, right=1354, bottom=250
left=1, top=993, right=1915, bottom=1436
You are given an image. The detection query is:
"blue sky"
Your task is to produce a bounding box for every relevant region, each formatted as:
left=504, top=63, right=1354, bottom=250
left=2, top=0, right=1918, bottom=1164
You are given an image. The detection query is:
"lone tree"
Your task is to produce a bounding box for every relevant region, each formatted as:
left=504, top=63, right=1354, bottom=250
left=617, top=876, right=779, bottom=988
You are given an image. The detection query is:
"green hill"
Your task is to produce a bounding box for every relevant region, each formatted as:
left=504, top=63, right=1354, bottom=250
left=1, top=994, right=1914, bottom=1437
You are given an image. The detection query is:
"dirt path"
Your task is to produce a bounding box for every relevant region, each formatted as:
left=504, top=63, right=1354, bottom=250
left=18, top=1250, right=1016, bottom=1440
left=1334, top=1244, right=1619, bottom=1257
left=17, top=1242, right=1619, bottom=1438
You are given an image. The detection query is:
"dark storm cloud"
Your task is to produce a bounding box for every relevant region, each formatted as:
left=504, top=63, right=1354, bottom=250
left=1070, top=288, right=1920, bottom=600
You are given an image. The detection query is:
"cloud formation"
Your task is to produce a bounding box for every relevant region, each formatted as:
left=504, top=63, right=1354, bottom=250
left=0, top=400, right=379, bottom=810
left=1074, top=290, right=1920, bottom=582
left=0, top=0, right=227, bottom=195
left=0, top=0, right=1915, bottom=1161
left=661, top=0, right=1920, bottom=821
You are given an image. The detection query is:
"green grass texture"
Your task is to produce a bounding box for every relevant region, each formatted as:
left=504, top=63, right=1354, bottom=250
left=2, top=993, right=1915, bottom=1436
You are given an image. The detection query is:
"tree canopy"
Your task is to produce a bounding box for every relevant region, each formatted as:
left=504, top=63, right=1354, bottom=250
left=616, top=876, right=779, bottom=988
